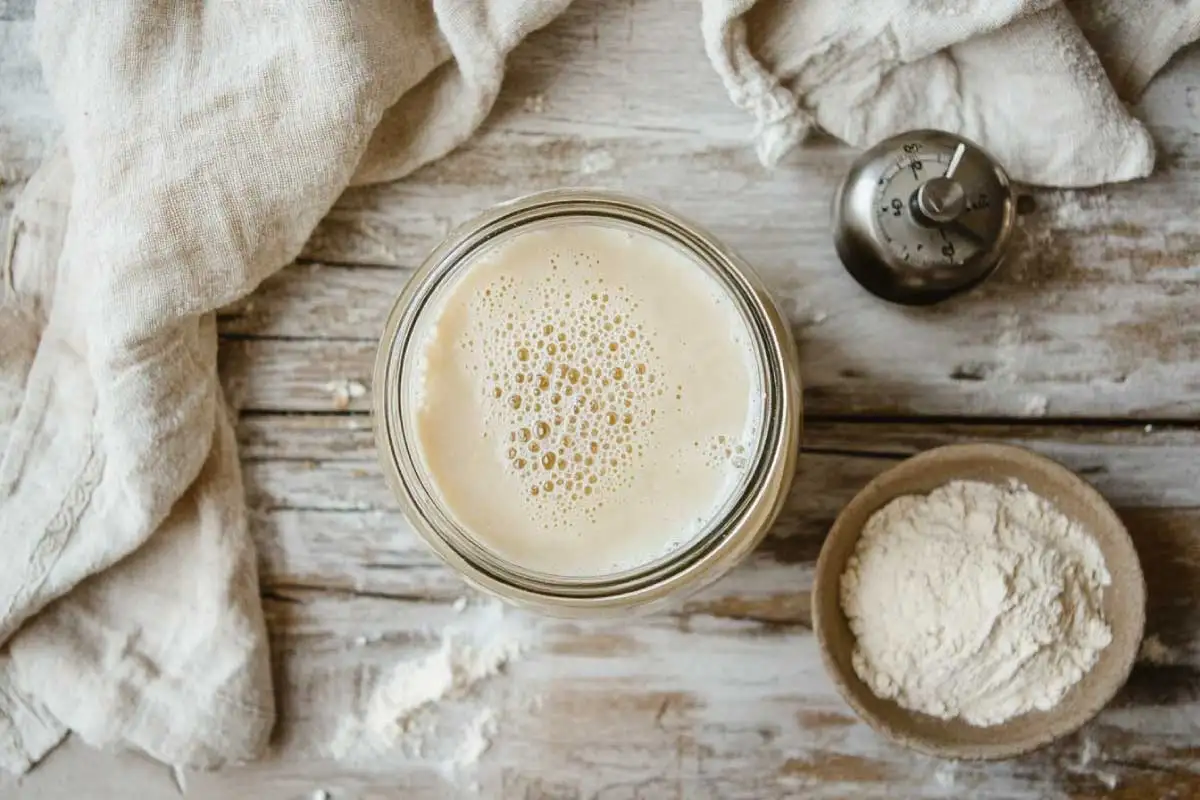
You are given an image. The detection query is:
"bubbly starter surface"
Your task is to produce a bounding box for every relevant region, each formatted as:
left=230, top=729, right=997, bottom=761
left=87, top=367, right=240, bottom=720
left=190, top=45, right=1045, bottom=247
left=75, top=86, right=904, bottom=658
left=410, top=222, right=763, bottom=576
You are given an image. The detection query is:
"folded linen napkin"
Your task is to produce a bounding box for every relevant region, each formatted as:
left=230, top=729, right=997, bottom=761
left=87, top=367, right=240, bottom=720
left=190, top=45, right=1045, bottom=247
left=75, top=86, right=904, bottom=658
left=1, top=0, right=1197, bottom=776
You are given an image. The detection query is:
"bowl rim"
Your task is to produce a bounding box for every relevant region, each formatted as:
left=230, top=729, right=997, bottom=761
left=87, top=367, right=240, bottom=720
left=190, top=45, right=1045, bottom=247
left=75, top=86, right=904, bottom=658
left=812, top=442, right=1146, bottom=760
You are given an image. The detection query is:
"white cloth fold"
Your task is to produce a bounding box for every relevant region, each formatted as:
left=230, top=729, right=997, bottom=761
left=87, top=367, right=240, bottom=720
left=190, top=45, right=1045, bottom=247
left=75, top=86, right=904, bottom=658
left=1, top=0, right=569, bottom=773
left=704, top=0, right=1200, bottom=186
left=1, top=0, right=1197, bottom=775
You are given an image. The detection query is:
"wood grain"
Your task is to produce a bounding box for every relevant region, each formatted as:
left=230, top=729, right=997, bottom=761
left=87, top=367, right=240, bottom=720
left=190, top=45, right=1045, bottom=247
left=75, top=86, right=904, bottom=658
left=238, top=414, right=1200, bottom=512
left=236, top=413, right=1200, bottom=620
left=6, top=0, right=1200, bottom=418
left=3, top=0, right=1200, bottom=797
left=11, top=563, right=1200, bottom=800
left=222, top=104, right=1200, bottom=421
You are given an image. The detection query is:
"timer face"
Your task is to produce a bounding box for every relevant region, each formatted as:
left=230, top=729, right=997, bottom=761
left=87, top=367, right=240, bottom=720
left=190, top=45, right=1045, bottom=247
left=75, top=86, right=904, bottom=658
left=833, top=129, right=1016, bottom=305
left=872, top=141, right=1005, bottom=270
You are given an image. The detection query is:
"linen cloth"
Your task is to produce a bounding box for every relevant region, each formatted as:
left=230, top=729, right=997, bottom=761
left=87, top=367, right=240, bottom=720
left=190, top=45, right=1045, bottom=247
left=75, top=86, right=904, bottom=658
left=1, top=0, right=1198, bottom=776
left=0, top=0, right=570, bottom=773
left=704, top=0, right=1200, bottom=186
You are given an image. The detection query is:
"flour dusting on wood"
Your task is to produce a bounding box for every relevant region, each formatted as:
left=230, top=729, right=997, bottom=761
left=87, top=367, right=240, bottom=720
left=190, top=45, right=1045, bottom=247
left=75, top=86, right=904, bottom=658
left=451, top=708, right=497, bottom=772
left=328, top=601, right=537, bottom=773
left=1021, top=394, right=1048, bottom=417
left=579, top=150, right=615, bottom=175
left=1138, top=634, right=1179, bottom=665
left=325, top=379, right=367, bottom=410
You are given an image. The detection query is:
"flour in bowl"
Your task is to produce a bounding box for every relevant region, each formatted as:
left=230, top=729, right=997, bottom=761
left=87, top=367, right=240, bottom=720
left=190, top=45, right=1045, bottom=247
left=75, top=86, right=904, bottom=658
left=839, top=480, right=1112, bottom=726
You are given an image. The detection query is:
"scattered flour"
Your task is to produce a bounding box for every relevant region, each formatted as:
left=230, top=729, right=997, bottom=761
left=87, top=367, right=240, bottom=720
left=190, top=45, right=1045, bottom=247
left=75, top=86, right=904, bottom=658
left=328, top=602, right=535, bottom=770
left=933, top=761, right=957, bottom=787
left=1138, top=634, right=1178, bottom=665
left=451, top=708, right=497, bottom=771
left=579, top=150, right=615, bottom=175
left=311, top=791, right=330, bottom=800
left=452, top=596, right=469, bottom=614
left=523, top=93, right=546, bottom=113
left=1021, top=393, right=1048, bottom=417
left=326, top=378, right=367, bottom=410
left=1071, top=734, right=1120, bottom=791
left=840, top=480, right=1112, bottom=726
left=1045, top=190, right=1112, bottom=229
left=1077, top=733, right=1101, bottom=768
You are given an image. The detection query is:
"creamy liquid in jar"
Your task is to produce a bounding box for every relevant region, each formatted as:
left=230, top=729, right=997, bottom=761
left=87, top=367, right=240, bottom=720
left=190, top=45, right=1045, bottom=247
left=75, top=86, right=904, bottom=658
left=410, top=221, right=764, bottom=577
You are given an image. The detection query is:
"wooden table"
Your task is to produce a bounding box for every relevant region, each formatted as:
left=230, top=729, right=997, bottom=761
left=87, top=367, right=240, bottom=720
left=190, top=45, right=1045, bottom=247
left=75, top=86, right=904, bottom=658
left=3, top=2, right=1199, bottom=798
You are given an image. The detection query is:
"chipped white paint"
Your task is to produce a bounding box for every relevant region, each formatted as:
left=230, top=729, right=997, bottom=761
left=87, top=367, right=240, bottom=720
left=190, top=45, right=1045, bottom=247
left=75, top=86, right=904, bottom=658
left=1021, top=394, right=1049, bottom=417
left=578, top=149, right=615, bottom=175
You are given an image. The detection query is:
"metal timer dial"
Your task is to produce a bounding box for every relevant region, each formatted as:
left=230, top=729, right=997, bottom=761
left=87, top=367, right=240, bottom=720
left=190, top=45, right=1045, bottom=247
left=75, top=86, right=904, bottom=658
left=832, top=129, right=1016, bottom=305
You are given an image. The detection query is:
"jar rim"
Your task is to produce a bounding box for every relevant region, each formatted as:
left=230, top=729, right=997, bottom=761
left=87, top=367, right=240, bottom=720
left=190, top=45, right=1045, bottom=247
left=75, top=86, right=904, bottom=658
left=374, top=189, right=801, bottom=611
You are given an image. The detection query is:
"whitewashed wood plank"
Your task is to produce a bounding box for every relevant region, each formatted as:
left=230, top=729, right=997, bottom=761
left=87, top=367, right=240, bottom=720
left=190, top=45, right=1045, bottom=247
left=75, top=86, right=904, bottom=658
left=286, top=8, right=1200, bottom=420
left=802, top=422, right=1200, bottom=509
left=238, top=414, right=1200, bottom=511
left=218, top=338, right=376, bottom=413
left=253, top=591, right=1200, bottom=800
left=300, top=0, right=1200, bottom=269
left=219, top=263, right=402, bottom=340
left=235, top=411, right=1200, bottom=463
left=293, top=152, right=1200, bottom=417
left=238, top=412, right=375, bottom=460
left=219, top=320, right=1200, bottom=418
left=247, top=499, right=1200, bottom=636
left=241, top=439, right=1200, bottom=527
left=9, top=0, right=1200, bottom=418
left=250, top=508, right=461, bottom=601
left=9, top=583, right=1198, bottom=800
left=11, top=429, right=1200, bottom=798
left=237, top=415, right=1200, bottom=619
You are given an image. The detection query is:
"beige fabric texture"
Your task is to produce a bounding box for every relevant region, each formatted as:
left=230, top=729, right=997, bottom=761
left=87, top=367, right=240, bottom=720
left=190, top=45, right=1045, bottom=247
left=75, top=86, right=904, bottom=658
left=1, top=0, right=1197, bottom=777
left=703, top=0, right=1200, bottom=186
left=0, top=0, right=568, bottom=774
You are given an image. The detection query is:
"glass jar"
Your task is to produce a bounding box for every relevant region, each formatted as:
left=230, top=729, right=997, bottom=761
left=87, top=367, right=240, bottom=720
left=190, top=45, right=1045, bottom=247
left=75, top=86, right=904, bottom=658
left=374, top=189, right=801, bottom=616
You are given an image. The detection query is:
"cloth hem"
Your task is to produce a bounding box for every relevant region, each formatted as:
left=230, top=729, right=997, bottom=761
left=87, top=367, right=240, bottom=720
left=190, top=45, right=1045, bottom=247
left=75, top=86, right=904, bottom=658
left=0, top=661, right=67, bottom=775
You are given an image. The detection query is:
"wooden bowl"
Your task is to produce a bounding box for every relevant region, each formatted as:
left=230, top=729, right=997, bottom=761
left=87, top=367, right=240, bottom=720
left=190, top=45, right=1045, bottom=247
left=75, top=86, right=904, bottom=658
left=812, top=443, right=1145, bottom=759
